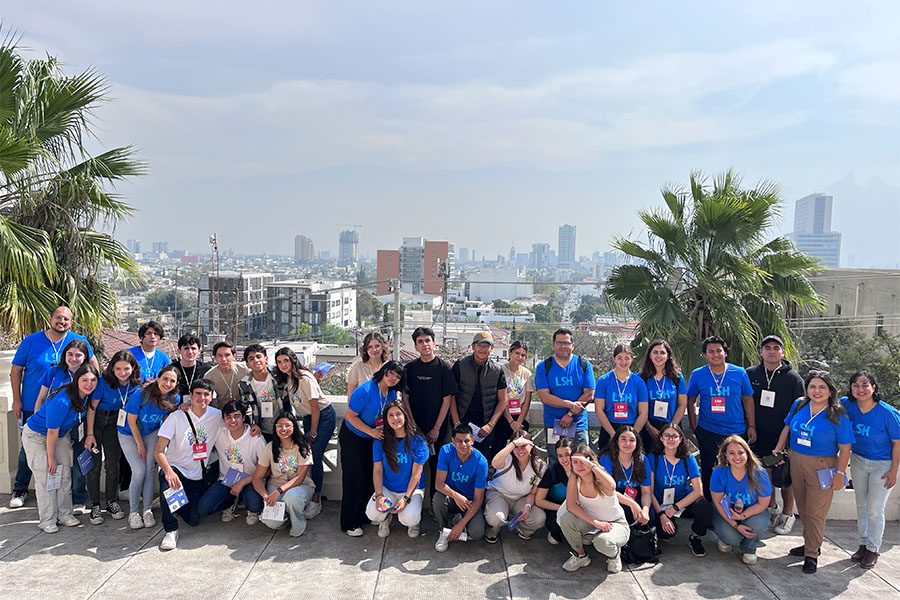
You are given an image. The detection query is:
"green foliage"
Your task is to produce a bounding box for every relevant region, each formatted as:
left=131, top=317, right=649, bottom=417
left=143, top=288, right=194, bottom=321
left=356, top=292, right=383, bottom=326
left=529, top=303, right=560, bottom=323
left=492, top=299, right=512, bottom=309
left=571, top=295, right=609, bottom=323
left=319, top=323, right=353, bottom=345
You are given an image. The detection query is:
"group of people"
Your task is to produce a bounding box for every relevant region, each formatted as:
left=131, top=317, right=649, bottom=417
left=9, top=308, right=899, bottom=575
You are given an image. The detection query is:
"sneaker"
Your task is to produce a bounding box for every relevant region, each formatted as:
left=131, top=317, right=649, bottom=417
left=517, top=529, right=534, bottom=541
left=435, top=530, right=449, bottom=552
left=41, top=524, right=59, bottom=534
left=58, top=516, right=80, bottom=527
left=547, top=532, right=560, bottom=545
left=246, top=512, right=259, bottom=526
left=861, top=549, right=878, bottom=570
left=562, top=552, right=592, bottom=572
left=378, top=515, right=393, bottom=538
left=773, top=514, right=796, bottom=535
left=689, top=535, right=706, bottom=557
left=128, top=512, right=144, bottom=530
left=159, top=530, right=178, bottom=550
left=802, top=556, right=817, bottom=574
left=221, top=504, right=236, bottom=523
left=607, top=551, right=622, bottom=573
left=851, top=544, right=868, bottom=562
left=407, top=525, right=420, bottom=538
left=117, top=489, right=129, bottom=501
left=789, top=545, right=807, bottom=557
left=718, top=541, right=731, bottom=553
left=74, top=504, right=90, bottom=516
left=142, top=510, right=156, bottom=528
left=742, top=552, right=758, bottom=565
left=346, top=527, right=364, bottom=537
left=303, top=500, right=322, bottom=519
left=107, top=501, right=125, bottom=520
left=89, top=504, right=104, bottom=525
left=485, top=526, right=500, bottom=544
left=9, top=491, right=27, bottom=508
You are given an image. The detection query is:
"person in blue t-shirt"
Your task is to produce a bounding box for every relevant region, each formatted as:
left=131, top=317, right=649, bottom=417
left=599, top=426, right=652, bottom=525
left=841, top=371, right=900, bottom=569
left=366, top=400, right=429, bottom=539
left=433, top=424, right=489, bottom=551
left=534, top=328, right=596, bottom=464
left=687, top=336, right=755, bottom=500
left=594, top=344, right=649, bottom=454
left=9, top=306, right=96, bottom=509
left=339, top=361, right=404, bottom=536
left=128, top=320, right=172, bottom=382
left=772, top=371, right=853, bottom=574
left=649, top=423, right=713, bottom=558
left=710, top=435, right=773, bottom=564
left=639, top=339, right=688, bottom=449
left=86, top=350, right=143, bottom=525
left=22, top=364, right=99, bottom=533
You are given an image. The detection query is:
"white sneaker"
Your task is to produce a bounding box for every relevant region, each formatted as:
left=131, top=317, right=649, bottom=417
left=246, top=511, right=259, bottom=525
left=128, top=512, right=144, bottom=530
left=408, top=525, right=420, bottom=538
left=159, top=530, right=178, bottom=550
left=773, top=515, right=796, bottom=535
left=718, top=541, right=731, bottom=553
left=563, top=552, right=592, bottom=572
left=74, top=504, right=89, bottom=516
left=346, top=527, right=364, bottom=537
left=221, top=504, right=236, bottom=523
left=142, top=510, right=156, bottom=528
left=58, top=516, right=80, bottom=527
left=303, top=500, right=322, bottom=519
left=41, top=524, right=59, bottom=534
left=9, top=492, right=27, bottom=508
left=434, top=530, right=449, bottom=552
left=607, top=552, right=622, bottom=573
left=548, top=532, right=560, bottom=545
left=742, top=552, right=758, bottom=565
left=378, top=515, right=393, bottom=538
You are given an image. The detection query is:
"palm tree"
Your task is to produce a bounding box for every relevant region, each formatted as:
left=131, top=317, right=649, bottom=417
left=0, top=32, right=145, bottom=339
left=605, top=169, right=824, bottom=372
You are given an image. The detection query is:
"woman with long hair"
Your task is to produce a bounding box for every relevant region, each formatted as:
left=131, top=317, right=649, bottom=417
left=275, top=347, right=336, bottom=516
left=594, top=344, right=649, bottom=453
left=346, top=331, right=389, bottom=398
left=252, top=412, right=315, bottom=536
left=365, top=400, right=428, bottom=538
left=599, top=426, right=652, bottom=525
left=639, top=340, right=687, bottom=448
left=484, top=431, right=546, bottom=543
left=710, top=435, right=772, bottom=564
left=491, top=340, right=534, bottom=458
left=773, top=371, right=853, bottom=574
left=23, top=364, right=99, bottom=533
left=841, top=371, right=899, bottom=569
left=535, top=437, right=576, bottom=545
left=340, top=360, right=405, bottom=536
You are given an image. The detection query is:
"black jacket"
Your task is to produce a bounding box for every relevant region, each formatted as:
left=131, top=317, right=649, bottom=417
left=746, top=359, right=805, bottom=435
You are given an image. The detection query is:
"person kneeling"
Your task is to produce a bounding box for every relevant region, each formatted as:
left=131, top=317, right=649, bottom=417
left=432, top=424, right=489, bottom=552
left=484, top=432, right=546, bottom=543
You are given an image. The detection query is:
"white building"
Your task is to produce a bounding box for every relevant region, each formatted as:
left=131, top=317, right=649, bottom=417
left=266, top=279, right=356, bottom=337
left=468, top=267, right=534, bottom=302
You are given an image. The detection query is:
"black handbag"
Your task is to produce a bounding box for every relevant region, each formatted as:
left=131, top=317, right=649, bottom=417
left=622, top=523, right=661, bottom=565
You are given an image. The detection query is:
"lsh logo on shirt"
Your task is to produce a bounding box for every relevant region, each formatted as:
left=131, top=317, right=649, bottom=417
left=708, top=385, right=731, bottom=396
left=451, top=471, right=471, bottom=484
left=854, top=424, right=870, bottom=438
left=554, top=376, right=574, bottom=387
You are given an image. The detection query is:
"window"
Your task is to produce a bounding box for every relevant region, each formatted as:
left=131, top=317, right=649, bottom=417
left=835, top=304, right=842, bottom=316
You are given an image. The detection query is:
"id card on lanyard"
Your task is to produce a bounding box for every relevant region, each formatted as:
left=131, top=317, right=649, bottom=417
left=186, top=413, right=208, bottom=468
left=116, top=385, right=131, bottom=427
left=710, top=366, right=728, bottom=414
left=613, top=402, right=629, bottom=421
left=796, top=406, right=825, bottom=448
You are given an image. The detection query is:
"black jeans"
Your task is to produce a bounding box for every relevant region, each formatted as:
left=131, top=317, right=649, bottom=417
left=656, top=497, right=713, bottom=539
left=695, top=426, right=735, bottom=501
left=87, top=410, right=122, bottom=506
left=339, top=423, right=374, bottom=531
left=158, top=467, right=211, bottom=532
left=545, top=508, right=563, bottom=543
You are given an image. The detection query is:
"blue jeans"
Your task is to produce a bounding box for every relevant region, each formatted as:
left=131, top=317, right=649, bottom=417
left=262, top=482, right=314, bottom=536
left=303, top=404, right=336, bottom=495
left=70, top=427, right=87, bottom=506
left=158, top=467, right=210, bottom=532
left=14, top=410, right=34, bottom=493
left=118, top=431, right=159, bottom=513
left=197, top=480, right=264, bottom=517
left=852, top=454, right=894, bottom=552
left=547, top=428, right=589, bottom=466
left=713, top=510, right=770, bottom=554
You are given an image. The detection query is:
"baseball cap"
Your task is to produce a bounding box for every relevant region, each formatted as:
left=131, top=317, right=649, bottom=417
left=760, top=335, right=784, bottom=348
left=472, top=331, right=494, bottom=345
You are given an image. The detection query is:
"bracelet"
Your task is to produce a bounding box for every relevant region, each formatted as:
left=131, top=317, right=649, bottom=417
left=86, top=433, right=94, bottom=437
left=672, top=503, right=680, bottom=512
left=375, top=493, right=384, bottom=499
left=485, top=422, right=494, bottom=429
left=524, top=503, right=532, bottom=509
left=835, top=470, right=846, bottom=476
left=402, top=495, right=411, bottom=504
left=276, top=487, right=284, bottom=494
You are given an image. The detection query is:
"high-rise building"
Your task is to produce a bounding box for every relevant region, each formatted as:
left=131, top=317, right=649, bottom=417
left=399, top=237, right=425, bottom=294
left=509, top=246, right=516, bottom=263
left=266, top=279, right=356, bottom=336
left=530, top=243, right=551, bottom=269
left=294, top=235, right=315, bottom=263
left=376, top=238, right=454, bottom=296
left=424, top=240, right=454, bottom=295
left=376, top=250, right=400, bottom=295
left=558, top=224, right=576, bottom=269
left=152, top=241, right=169, bottom=254
left=338, top=229, right=359, bottom=266
left=199, top=271, right=274, bottom=343
left=126, top=239, right=141, bottom=254
left=459, top=247, right=470, bottom=264
left=791, top=194, right=841, bottom=268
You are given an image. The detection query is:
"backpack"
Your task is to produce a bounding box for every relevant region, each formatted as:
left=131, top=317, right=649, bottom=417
left=543, top=355, right=590, bottom=395
left=622, top=523, right=661, bottom=565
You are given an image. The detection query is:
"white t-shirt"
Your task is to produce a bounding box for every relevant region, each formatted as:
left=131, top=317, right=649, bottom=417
left=214, top=424, right=266, bottom=480
left=487, top=454, right=543, bottom=499
left=289, top=371, right=331, bottom=417
left=158, top=407, right=224, bottom=480
left=502, top=364, right=534, bottom=415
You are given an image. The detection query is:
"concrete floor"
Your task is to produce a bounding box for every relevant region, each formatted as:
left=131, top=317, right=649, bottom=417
left=0, top=495, right=897, bottom=600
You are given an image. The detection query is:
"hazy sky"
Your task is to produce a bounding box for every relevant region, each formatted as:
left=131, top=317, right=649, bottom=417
left=8, top=1, right=900, bottom=260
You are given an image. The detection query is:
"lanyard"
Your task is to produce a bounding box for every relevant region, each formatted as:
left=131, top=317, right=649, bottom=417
left=709, top=365, right=729, bottom=395
left=663, top=456, right=680, bottom=485
left=653, top=374, right=666, bottom=398
left=614, top=372, right=630, bottom=401
left=620, top=460, right=634, bottom=487
left=47, top=333, right=65, bottom=362
left=185, top=411, right=208, bottom=477
left=764, top=367, right=777, bottom=390
left=180, top=363, right=198, bottom=390
left=117, top=384, right=132, bottom=408
left=216, top=368, right=237, bottom=400
left=143, top=352, right=156, bottom=378
left=803, top=406, right=826, bottom=428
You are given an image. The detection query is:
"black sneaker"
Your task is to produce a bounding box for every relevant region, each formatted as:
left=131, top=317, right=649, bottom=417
left=485, top=533, right=499, bottom=544
left=89, top=504, right=104, bottom=525
left=689, top=535, right=706, bottom=557
left=802, top=556, right=818, bottom=574
left=789, top=545, right=806, bottom=557
left=106, top=501, right=125, bottom=520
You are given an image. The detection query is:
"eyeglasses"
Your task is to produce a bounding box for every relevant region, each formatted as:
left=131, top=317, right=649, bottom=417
left=661, top=434, right=682, bottom=440
left=275, top=423, right=294, bottom=429
left=554, top=341, right=573, bottom=346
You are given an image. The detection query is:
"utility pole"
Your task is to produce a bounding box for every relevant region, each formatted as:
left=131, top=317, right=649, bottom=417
left=209, top=234, right=219, bottom=334
left=439, top=259, right=449, bottom=345
left=392, top=278, right=401, bottom=361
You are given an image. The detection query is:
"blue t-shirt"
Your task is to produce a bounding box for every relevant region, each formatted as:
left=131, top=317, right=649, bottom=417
left=710, top=466, right=773, bottom=508
left=534, top=355, right=596, bottom=430
left=784, top=399, right=855, bottom=457
left=93, top=377, right=140, bottom=413
left=12, top=331, right=94, bottom=412
left=346, top=379, right=397, bottom=438
left=121, top=391, right=180, bottom=437
left=644, top=373, right=687, bottom=423
left=128, top=346, right=171, bottom=382
left=374, top=435, right=429, bottom=493
left=26, top=389, right=86, bottom=436
left=594, top=371, right=648, bottom=425
left=40, top=367, right=76, bottom=396
left=599, top=453, right=652, bottom=493
left=436, top=443, right=489, bottom=500
left=686, top=364, right=753, bottom=435
left=650, top=453, right=701, bottom=504
left=840, top=397, right=900, bottom=461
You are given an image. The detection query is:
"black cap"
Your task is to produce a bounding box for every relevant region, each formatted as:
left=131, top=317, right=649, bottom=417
left=760, top=335, right=784, bottom=348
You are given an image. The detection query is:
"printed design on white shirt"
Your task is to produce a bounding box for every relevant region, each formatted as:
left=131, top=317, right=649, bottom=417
left=277, top=453, right=298, bottom=476
left=187, top=423, right=209, bottom=445
left=224, top=444, right=243, bottom=465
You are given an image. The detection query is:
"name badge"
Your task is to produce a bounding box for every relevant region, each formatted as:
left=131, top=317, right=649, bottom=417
left=711, top=396, right=726, bottom=414
left=78, top=422, right=85, bottom=441
left=796, top=430, right=812, bottom=447
left=260, top=401, right=274, bottom=418
left=663, top=487, right=676, bottom=506
left=192, top=442, right=208, bottom=461
left=375, top=416, right=384, bottom=428
left=546, top=427, right=560, bottom=445
left=624, top=485, right=638, bottom=499
left=653, top=401, right=669, bottom=419
left=508, top=398, right=522, bottom=415
left=760, top=390, right=776, bottom=408
left=117, top=409, right=128, bottom=428
left=613, top=402, right=629, bottom=421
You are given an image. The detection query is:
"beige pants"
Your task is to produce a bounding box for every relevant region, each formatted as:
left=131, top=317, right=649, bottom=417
left=22, top=425, right=74, bottom=530
left=484, top=489, right=546, bottom=537
left=789, top=451, right=837, bottom=557
left=558, top=503, right=630, bottom=558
